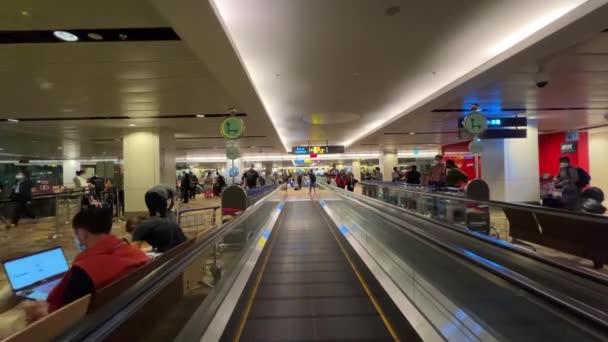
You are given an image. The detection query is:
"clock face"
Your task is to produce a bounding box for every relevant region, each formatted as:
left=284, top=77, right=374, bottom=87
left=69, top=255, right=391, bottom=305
left=220, top=118, right=245, bottom=139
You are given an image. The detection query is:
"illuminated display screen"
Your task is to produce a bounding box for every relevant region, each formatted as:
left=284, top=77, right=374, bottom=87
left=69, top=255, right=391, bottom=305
left=291, top=145, right=345, bottom=154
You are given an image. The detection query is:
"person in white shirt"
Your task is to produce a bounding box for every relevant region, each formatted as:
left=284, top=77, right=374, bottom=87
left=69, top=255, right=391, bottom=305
left=73, top=171, right=88, bottom=190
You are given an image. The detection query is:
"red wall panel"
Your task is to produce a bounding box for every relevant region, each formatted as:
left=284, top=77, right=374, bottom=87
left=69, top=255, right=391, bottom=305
left=538, top=131, right=589, bottom=176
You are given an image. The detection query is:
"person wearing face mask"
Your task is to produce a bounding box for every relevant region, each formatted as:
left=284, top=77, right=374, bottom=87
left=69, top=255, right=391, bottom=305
left=9, top=172, right=36, bottom=227
left=23, top=208, right=149, bottom=321
left=428, top=155, right=447, bottom=187
left=555, top=156, right=579, bottom=189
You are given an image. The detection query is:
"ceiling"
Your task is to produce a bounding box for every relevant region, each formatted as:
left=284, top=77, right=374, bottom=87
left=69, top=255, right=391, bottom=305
left=1, top=0, right=608, bottom=161
left=0, top=0, right=283, bottom=159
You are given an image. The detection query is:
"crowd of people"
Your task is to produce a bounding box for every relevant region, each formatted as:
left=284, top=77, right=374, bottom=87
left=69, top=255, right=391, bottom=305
left=176, top=170, right=226, bottom=203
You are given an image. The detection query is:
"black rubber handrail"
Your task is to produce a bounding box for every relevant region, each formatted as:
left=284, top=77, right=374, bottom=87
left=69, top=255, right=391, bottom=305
left=55, top=187, right=281, bottom=342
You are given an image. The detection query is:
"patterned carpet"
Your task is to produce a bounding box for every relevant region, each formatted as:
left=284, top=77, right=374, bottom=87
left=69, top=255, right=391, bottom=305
left=0, top=195, right=222, bottom=288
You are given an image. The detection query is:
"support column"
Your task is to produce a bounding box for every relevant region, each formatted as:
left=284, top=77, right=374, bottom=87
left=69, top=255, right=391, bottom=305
left=480, top=121, right=540, bottom=202
left=123, top=129, right=176, bottom=213
left=62, top=160, right=80, bottom=187
left=351, top=160, right=361, bottom=181
left=381, top=152, right=398, bottom=182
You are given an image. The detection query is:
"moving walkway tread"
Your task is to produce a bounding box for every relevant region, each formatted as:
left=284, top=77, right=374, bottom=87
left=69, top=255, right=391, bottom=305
left=220, top=201, right=418, bottom=341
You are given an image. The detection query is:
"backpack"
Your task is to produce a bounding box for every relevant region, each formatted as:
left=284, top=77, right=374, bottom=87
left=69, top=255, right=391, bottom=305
left=310, top=173, right=317, bottom=182
left=576, top=167, right=591, bottom=188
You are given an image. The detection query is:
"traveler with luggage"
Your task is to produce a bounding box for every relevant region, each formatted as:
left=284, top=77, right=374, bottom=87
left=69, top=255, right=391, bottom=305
left=555, top=156, right=590, bottom=191
left=309, top=170, right=317, bottom=196
left=346, top=173, right=358, bottom=192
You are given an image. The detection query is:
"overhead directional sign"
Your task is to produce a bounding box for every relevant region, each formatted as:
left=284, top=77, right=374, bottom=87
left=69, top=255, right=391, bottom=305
left=463, top=112, right=487, bottom=135
left=458, top=116, right=527, bottom=139
left=292, top=145, right=345, bottom=154
left=220, top=117, right=245, bottom=139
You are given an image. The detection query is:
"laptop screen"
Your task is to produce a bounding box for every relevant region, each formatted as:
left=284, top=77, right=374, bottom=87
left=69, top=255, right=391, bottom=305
left=3, top=247, right=69, bottom=291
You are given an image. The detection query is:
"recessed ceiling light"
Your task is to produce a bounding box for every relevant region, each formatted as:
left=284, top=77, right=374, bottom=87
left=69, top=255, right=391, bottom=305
left=57, top=147, right=63, bottom=150
left=61, top=108, right=74, bottom=113
left=196, top=114, right=206, bottom=118
left=39, top=81, right=54, bottom=90
left=118, top=33, right=128, bottom=40
left=0, top=148, right=4, bottom=151
left=87, top=33, right=103, bottom=40
left=53, top=31, right=79, bottom=42
left=20, top=10, right=30, bottom=16
left=129, top=123, right=136, bottom=127
left=7, top=118, right=19, bottom=123
left=409, top=132, right=416, bottom=135
left=528, top=116, right=537, bottom=119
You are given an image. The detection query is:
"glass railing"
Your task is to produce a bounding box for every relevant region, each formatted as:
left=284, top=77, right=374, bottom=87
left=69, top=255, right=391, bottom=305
left=359, top=181, right=608, bottom=270
left=318, top=184, right=608, bottom=341
left=55, top=187, right=284, bottom=342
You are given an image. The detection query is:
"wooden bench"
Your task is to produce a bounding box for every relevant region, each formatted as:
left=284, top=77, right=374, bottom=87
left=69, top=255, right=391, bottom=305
left=2, top=294, right=91, bottom=342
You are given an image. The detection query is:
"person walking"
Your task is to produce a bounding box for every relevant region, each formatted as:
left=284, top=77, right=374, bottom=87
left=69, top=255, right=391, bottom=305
left=373, top=167, right=383, bottom=181
left=405, top=165, right=421, bottom=184
left=336, top=170, right=348, bottom=189
left=189, top=172, right=198, bottom=200
left=309, top=170, right=317, bottom=196
left=428, top=155, right=447, bottom=187
left=180, top=173, right=191, bottom=204
left=391, top=167, right=402, bottom=183
left=10, top=172, right=37, bottom=227
left=445, top=160, right=469, bottom=187
left=346, top=173, right=358, bottom=192
left=73, top=170, right=88, bottom=190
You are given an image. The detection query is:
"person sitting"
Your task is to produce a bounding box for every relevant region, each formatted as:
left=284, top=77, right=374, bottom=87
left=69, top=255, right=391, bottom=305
left=24, top=207, right=150, bottom=320
left=126, top=215, right=187, bottom=253
left=445, top=160, right=469, bottom=187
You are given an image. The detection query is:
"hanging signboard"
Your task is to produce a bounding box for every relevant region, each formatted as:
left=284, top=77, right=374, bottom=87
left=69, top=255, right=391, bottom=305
left=291, top=145, right=345, bottom=154
left=462, top=112, right=488, bottom=135
left=220, top=117, right=245, bottom=139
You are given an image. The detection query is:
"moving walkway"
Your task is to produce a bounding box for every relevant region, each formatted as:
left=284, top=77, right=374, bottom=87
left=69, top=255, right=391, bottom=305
left=56, top=186, right=608, bottom=341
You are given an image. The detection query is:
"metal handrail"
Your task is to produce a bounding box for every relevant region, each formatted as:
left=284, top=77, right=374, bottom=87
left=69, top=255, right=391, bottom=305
left=56, top=186, right=282, bottom=342
left=361, top=181, right=608, bottom=224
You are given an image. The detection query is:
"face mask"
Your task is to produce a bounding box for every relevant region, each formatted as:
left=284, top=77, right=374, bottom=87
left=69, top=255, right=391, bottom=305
left=74, top=235, right=86, bottom=251
left=560, top=163, right=569, bottom=168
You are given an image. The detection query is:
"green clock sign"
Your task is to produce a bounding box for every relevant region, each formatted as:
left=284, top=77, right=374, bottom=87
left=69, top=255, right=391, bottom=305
left=220, top=118, right=245, bottom=139
left=463, top=112, right=488, bottom=136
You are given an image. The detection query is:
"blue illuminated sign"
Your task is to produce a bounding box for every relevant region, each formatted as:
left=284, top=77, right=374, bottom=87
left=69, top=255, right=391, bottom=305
left=488, top=119, right=502, bottom=126
left=293, top=146, right=309, bottom=154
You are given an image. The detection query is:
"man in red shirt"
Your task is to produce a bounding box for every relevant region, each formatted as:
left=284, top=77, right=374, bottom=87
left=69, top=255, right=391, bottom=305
left=24, top=207, right=150, bottom=320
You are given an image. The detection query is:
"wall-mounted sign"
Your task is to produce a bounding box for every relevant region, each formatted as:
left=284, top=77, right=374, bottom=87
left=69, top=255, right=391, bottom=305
left=291, top=145, right=345, bottom=154
left=565, top=129, right=579, bottom=142
left=462, top=112, right=488, bottom=135
left=220, top=117, right=245, bottom=139
left=561, top=142, right=577, bottom=153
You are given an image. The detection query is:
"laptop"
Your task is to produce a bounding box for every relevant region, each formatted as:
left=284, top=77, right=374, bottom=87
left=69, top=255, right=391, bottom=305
left=2, top=247, right=69, bottom=301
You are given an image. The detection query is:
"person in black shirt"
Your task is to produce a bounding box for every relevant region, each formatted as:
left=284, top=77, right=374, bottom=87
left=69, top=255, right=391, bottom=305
left=243, top=164, right=259, bottom=188
left=10, top=172, right=37, bottom=226
left=144, top=184, right=176, bottom=217
left=126, top=215, right=187, bottom=252
left=405, top=165, right=422, bottom=184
